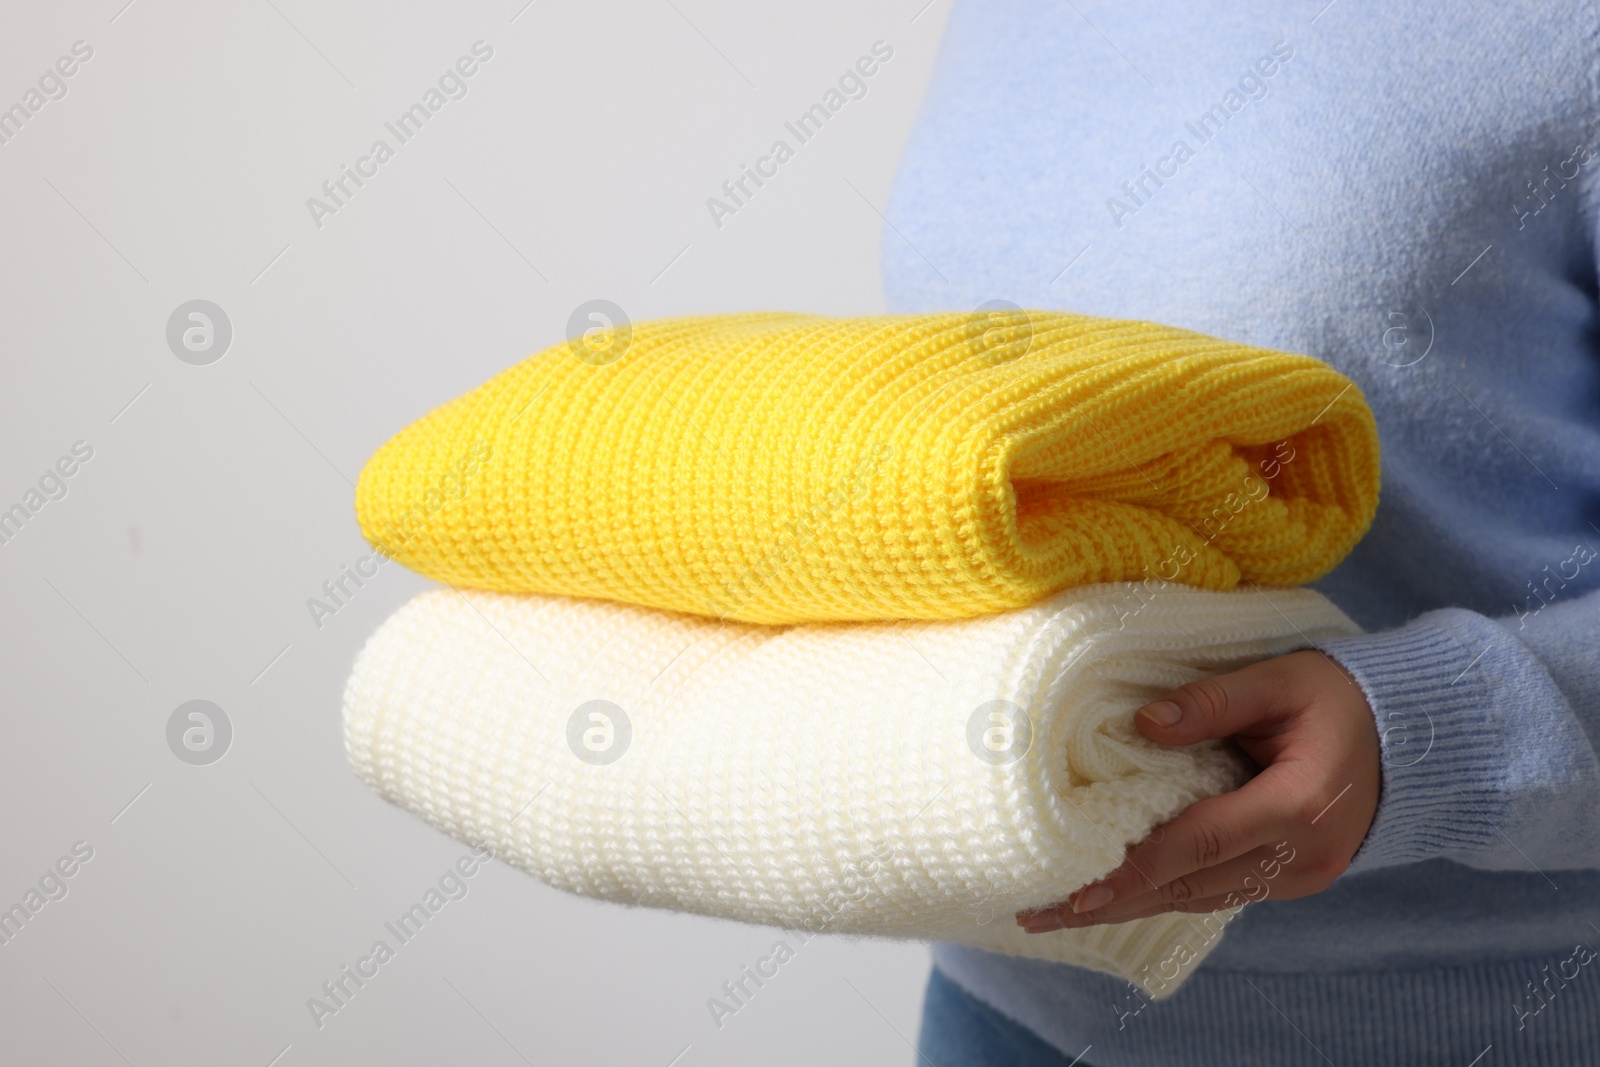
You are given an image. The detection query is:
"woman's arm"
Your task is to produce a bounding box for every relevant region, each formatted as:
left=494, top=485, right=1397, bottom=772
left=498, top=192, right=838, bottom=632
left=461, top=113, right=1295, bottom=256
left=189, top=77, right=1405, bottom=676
left=1020, top=583, right=1600, bottom=932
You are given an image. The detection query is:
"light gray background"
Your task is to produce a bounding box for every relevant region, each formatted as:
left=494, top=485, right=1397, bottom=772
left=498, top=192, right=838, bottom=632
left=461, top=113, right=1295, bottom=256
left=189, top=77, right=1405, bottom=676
left=0, top=2, right=953, bottom=1063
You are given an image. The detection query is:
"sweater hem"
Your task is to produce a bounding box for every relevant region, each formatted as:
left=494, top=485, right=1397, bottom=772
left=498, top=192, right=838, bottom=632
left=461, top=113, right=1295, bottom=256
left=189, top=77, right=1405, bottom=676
left=930, top=943, right=1600, bottom=1067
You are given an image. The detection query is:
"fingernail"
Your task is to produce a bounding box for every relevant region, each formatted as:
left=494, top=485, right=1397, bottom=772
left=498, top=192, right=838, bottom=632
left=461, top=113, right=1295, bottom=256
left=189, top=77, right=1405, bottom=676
left=1072, top=885, right=1114, bottom=913
left=1138, top=701, right=1182, bottom=727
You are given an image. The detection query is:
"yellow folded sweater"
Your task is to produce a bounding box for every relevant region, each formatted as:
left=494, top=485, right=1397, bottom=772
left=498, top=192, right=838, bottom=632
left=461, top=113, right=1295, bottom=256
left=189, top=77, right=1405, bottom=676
left=356, top=312, right=1379, bottom=623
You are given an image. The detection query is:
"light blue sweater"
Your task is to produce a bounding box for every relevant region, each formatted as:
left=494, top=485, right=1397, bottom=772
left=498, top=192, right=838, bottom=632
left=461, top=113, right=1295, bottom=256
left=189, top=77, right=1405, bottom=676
left=883, top=2, right=1600, bottom=1064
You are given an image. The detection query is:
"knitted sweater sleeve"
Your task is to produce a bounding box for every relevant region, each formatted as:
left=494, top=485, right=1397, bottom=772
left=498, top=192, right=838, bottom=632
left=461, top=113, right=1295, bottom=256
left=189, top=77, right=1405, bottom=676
left=1323, top=135, right=1600, bottom=876
left=1315, top=582, right=1600, bottom=877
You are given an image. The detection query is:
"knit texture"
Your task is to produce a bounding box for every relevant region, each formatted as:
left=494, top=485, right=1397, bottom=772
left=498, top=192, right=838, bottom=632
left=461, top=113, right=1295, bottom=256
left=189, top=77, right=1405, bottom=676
left=354, top=312, right=1379, bottom=623
left=343, top=583, right=1358, bottom=996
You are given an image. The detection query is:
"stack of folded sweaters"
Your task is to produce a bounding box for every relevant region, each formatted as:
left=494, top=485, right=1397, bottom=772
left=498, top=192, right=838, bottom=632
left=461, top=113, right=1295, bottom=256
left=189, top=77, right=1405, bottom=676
left=343, top=311, right=1379, bottom=997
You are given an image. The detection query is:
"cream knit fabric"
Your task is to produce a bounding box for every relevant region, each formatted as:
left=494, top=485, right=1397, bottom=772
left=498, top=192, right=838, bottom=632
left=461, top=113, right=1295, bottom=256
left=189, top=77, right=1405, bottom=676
left=344, top=584, right=1358, bottom=997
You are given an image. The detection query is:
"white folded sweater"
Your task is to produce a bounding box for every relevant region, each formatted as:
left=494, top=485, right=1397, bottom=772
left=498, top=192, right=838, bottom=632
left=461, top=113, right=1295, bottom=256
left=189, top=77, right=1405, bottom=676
left=343, top=584, right=1358, bottom=997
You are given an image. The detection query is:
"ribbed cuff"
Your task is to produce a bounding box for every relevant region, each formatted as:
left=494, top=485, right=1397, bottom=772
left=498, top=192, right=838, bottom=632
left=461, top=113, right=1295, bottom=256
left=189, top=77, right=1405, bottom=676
left=1315, top=612, right=1507, bottom=875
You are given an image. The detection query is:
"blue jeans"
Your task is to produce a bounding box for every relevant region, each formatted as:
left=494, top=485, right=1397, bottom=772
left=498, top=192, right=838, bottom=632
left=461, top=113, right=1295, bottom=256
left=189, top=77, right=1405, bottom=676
left=917, top=966, right=1100, bottom=1067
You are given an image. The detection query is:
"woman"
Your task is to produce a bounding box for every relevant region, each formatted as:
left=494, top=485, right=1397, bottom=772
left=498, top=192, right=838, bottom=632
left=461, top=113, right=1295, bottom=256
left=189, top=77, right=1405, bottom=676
left=891, top=2, right=1600, bottom=1064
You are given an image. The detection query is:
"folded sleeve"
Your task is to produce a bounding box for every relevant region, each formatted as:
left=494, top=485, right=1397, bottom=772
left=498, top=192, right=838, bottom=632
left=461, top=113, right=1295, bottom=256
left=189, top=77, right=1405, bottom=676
left=1315, top=588, right=1600, bottom=876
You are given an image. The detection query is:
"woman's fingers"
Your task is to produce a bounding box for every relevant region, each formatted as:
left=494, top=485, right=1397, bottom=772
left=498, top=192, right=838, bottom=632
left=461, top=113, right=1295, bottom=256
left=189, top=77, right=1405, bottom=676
left=1131, top=659, right=1296, bottom=746
left=1059, top=762, right=1300, bottom=915
left=1019, top=842, right=1293, bottom=932
left=1022, top=893, right=1245, bottom=933
left=1013, top=650, right=1381, bottom=933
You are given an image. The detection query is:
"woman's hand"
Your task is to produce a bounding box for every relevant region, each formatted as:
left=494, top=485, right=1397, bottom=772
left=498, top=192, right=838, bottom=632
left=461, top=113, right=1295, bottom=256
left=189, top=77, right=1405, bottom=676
left=1017, top=649, right=1380, bottom=933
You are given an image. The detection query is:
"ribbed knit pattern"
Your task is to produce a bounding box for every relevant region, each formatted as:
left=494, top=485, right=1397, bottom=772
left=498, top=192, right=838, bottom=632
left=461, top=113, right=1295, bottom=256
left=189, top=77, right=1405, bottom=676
left=1318, top=619, right=1505, bottom=872
left=343, top=583, right=1358, bottom=996
left=354, top=312, right=1379, bottom=623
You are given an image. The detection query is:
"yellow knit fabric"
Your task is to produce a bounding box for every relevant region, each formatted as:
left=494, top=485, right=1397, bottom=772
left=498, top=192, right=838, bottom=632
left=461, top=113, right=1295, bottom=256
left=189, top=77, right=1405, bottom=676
left=355, top=312, right=1379, bottom=623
